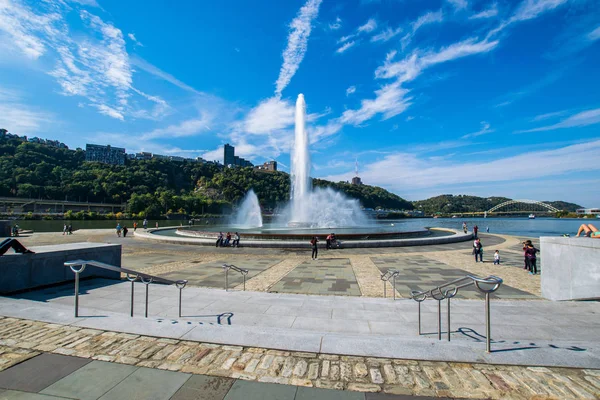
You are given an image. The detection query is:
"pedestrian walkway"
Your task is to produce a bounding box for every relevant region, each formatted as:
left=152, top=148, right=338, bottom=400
left=3, top=278, right=599, bottom=368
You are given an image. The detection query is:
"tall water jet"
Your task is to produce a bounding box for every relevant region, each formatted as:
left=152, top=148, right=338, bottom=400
left=232, top=189, right=263, bottom=228
left=290, top=94, right=311, bottom=225
left=283, top=94, right=370, bottom=228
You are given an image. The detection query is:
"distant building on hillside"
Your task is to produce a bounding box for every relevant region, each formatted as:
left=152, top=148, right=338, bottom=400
left=223, top=143, right=253, bottom=168
left=0, top=129, right=8, bottom=137
left=576, top=208, right=600, bottom=216
left=85, top=144, right=126, bottom=165
left=351, top=159, right=362, bottom=185
left=255, top=161, right=277, bottom=172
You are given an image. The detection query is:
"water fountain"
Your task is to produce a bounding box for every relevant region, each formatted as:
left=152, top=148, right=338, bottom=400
left=283, top=94, right=369, bottom=228
left=231, top=189, right=263, bottom=228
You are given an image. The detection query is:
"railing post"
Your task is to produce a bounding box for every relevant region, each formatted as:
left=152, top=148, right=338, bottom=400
left=383, top=279, right=386, bottom=298
left=417, top=301, right=421, bottom=335
left=485, top=292, right=491, bottom=353
left=225, top=268, right=229, bottom=291
left=176, top=280, right=187, bottom=319
left=447, top=297, right=451, bottom=342
left=179, top=287, right=182, bottom=318
left=243, top=273, right=246, bottom=291
left=74, top=269, right=80, bottom=318
left=140, top=276, right=153, bottom=318
left=126, top=274, right=137, bottom=317
left=392, top=274, right=396, bottom=301
left=437, top=300, right=442, bottom=340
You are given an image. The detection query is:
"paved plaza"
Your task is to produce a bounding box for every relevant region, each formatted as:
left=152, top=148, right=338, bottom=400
left=1, top=230, right=598, bottom=399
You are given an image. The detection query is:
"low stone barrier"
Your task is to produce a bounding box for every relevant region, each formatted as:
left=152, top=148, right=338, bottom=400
left=541, top=236, right=600, bottom=301
left=0, top=242, right=121, bottom=294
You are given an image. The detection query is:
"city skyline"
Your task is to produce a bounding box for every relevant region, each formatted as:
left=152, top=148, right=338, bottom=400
left=0, top=0, right=599, bottom=206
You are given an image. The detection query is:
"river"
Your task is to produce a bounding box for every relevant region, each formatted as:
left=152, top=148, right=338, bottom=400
left=9, top=217, right=590, bottom=237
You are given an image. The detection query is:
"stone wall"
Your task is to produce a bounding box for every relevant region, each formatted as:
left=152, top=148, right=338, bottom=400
left=0, top=221, right=11, bottom=238
left=541, top=236, right=600, bottom=301
left=0, top=242, right=121, bottom=294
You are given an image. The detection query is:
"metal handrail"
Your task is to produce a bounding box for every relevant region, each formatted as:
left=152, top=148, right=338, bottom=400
left=380, top=269, right=399, bottom=300
left=222, top=264, right=249, bottom=291
left=64, top=260, right=188, bottom=319
left=409, top=274, right=503, bottom=353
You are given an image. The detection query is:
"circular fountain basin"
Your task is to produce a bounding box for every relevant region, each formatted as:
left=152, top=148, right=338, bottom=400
left=137, top=223, right=473, bottom=248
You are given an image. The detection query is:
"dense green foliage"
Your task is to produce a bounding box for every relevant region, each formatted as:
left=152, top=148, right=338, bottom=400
left=413, top=194, right=582, bottom=214
left=0, top=136, right=413, bottom=217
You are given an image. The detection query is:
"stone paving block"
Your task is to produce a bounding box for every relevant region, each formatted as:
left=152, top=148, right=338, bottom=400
left=40, top=360, right=138, bottom=400
left=365, top=394, right=452, bottom=399
left=296, top=386, right=366, bottom=399
left=0, top=353, right=91, bottom=393
left=224, top=379, right=297, bottom=400
left=0, top=390, right=70, bottom=399
left=97, top=367, right=190, bottom=400
left=170, top=375, right=235, bottom=400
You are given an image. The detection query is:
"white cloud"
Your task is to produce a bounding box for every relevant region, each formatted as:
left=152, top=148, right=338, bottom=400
left=461, top=121, right=494, bottom=138
left=412, top=10, right=444, bottom=33
left=510, top=0, right=567, bottom=23
left=371, top=27, right=402, bottom=43
left=274, top=0, right=323, bottom=97
left=447, top=0, right=468, bottom=10
left=336, top=40, right=356, bottom=53
left=127, top=32, right=143, bottom=46
left=588, top=26, right=600, bottom=42
left=324, top=140, right=600, bottom=191
left=329, top=17, right=342, bottom=30
left=469, top=4, right=498, bottom=19
left=346, top=86, right=356, bottom=96
left=130, top=56, right=201, bottom=95
left=518, top=108, right=600, bottom=133
left=141, top=113, right=213, bottom=139
left=338, top=34, right=355, bottom=43
left=0, top=103, right=55, bottom=135
left=0, top=1, right=167, bottom=121
left=358, top=18, right=377, bottom=33
left=93, top=104, right=124, bottom=120
left=244, top=97, right=295, bottom=135
left=339, top=82, right=412, bottom=125
left=530, top=110, right=569, bottom=122
left=69, top=0, right=100, bottom=6
left=406, top=116, right=414, bottom=121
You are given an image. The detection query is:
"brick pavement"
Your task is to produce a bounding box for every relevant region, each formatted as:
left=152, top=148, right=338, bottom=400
left=0, top=317, right=598, bottom=399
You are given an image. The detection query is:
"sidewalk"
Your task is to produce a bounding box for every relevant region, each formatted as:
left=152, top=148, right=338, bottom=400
left=2, top=278, right=600, bottom=368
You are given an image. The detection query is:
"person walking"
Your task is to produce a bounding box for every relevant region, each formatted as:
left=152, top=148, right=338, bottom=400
left=473, top=238, right=482, bottom=262
left=143, top=219, right=148, bottom=230
left=155, top=222, right=159, bottom=229
left=133, top=222, right=137, bottom=232
left=462, top=222, right=467, bottom=234
left=68, top=224, right=73, bottom=235
left=478, top=239, right=484, bottom=262
left=122, top=226, right=128, bottom=238
left=493, top=250, right=500, bottom=265
left=116, top=223, right=122, bottom=237
left=326, top=233, right=332, bottom=250
left=522, top=240, right=532, bottom=270
left=310, top=236, right=319, bottom=260
left=473, top=225, right=479, bottom=238
left=63, top=224, right=67, bottom=236
left=526, top=243, right=538, bottom=275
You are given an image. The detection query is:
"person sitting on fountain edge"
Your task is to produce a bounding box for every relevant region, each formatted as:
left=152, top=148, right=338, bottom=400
left=326, top=233, right=332, bottom=250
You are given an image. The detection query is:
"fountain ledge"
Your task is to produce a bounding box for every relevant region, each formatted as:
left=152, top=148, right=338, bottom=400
left=135, top=228, right=472, bottom=248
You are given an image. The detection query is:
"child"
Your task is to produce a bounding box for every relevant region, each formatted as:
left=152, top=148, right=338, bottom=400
left=493, top=250, right=500, bottom=265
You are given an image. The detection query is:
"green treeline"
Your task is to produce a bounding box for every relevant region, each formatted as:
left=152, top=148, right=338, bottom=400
left=413, top=194, right=582, bottom=214
left=0, top=136, right=412, bottom=217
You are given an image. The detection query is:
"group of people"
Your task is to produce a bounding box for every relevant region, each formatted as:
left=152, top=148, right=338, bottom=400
left=472, top=237, right=501, bottom=264
left=522, top=240, right=538, bottom=275
left=62, top=224, right=73, bottom=235
left=115, top=223, right=129, bottom=237
left=216, top=232, right=240, bottom=248
left=309, top=233, right=341, bottom=259
left=462, top=222, right=489, bottom=235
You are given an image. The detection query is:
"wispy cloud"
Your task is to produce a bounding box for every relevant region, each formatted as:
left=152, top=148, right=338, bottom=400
left=447, top=0, right=468, bottom=10
left=0, top=103, right=55, bottom=135
left=323, top=140, right=600, bottom=192
left=328, top=16, right=342, bottom=30
left=127, top=33, right=143, bottom=46
left=274, top=0, right=323, bottom=97
left=401, top=9, right=444, bottom=49
left=469, top=4, right=498, bottom=20
left=517, top=108, right=600, bottom=133
left=0, top=1, right=168, bottom=121
left=371, top=26, right=402, bottom=43
left=530, top=109, right=569, bottom=122
left=487, top=0, right=568, bottom=38
left=336, top=40, right=356, bottom=53
left=461, top=121, right=494, bottom=139
left=141, top=113, right=213, bottom=140
left=493, top=69, right=564, bottom=107
left=589, top=26, right=600, bottom=42
left=358, top=18, right=377, bottom=33
left=339, top=82, right=412, bottom=125
left=130, top=56, right=201, bottom=95
left=346, top=86, right=356, bottom=96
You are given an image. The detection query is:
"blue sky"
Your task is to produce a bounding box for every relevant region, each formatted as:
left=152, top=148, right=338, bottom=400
left=0, top=0, right=599, bottom=206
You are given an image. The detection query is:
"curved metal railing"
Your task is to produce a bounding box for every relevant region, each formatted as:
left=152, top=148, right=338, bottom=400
left=65, top=260, right=188, bottom=319
left=409, top=274, right=503, bottom=353
left=380, top=269, right=399, bottom=300
left=222, top=264, right=249, bottom=291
